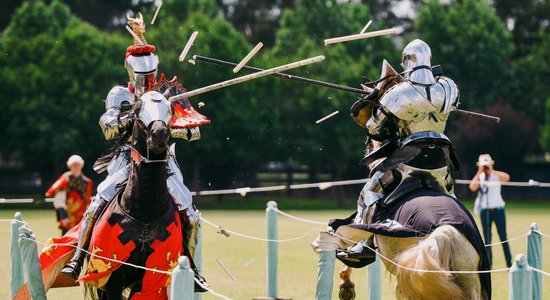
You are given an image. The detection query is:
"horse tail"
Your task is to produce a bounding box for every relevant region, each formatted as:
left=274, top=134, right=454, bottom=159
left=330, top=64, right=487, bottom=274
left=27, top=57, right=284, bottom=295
left=395, top=225, right=467, bottom=300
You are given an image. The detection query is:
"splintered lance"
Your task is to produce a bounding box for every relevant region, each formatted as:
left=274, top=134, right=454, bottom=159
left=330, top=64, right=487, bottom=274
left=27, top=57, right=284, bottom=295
left=169, top=55, right=325, bottom=101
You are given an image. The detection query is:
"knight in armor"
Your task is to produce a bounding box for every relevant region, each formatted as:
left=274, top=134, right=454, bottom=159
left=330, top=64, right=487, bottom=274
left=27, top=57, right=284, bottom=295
left=316, top=39, right=461, bottom=266
left=61, top=14, right=208, bottom=291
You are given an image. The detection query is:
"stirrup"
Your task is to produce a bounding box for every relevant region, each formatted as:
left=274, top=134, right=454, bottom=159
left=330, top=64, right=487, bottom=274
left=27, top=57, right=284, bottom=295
left=339, top=280, right=356, bottom=300
left=193, top=271, right=209, bottom=293
left=337, top=240, right=376, bottom=260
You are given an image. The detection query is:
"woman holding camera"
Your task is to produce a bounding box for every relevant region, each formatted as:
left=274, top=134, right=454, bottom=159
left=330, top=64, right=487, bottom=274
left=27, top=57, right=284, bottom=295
left=469, top=154, right=512, bottom=268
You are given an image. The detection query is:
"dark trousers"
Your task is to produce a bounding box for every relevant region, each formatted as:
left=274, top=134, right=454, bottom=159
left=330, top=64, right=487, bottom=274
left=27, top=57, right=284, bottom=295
left=480, top=207, right=512, bottom=268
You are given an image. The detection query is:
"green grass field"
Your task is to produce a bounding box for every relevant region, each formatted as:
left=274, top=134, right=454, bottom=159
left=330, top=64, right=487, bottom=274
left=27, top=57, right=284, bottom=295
left=1, top=203, right=549, bottom=299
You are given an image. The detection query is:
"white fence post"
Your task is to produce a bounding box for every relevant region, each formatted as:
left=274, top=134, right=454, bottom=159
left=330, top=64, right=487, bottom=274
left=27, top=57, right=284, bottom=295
left=368, top=253, right=381, bottom=300
left=18, top=223, right=47, bottom=300
left=509, top=253, right=532, bottom=300
left=10, top=212, right=24, bottom=298
left=171, top=256, right=195, bottom=299
left=527, top=223, right=542, bottom=300
left=315, top=250, right=336, bottom=300
left=266, top=201, right=279, bottom=298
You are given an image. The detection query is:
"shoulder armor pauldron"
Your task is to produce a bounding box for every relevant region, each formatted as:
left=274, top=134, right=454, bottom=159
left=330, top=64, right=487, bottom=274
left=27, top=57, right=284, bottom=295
left=105, top=86, right=135, bottom=110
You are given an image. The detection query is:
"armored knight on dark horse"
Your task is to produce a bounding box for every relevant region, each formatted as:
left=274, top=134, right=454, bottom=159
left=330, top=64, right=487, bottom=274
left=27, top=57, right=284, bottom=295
left=56, top=13, right=209, bottom=291
left=313, top=39, right=491, bottom=299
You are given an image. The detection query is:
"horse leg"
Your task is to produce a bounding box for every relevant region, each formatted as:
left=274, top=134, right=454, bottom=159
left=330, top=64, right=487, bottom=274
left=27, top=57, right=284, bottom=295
left=104, top=279, right=124, bottom=300
left=338, top=265, right=356, bottom=300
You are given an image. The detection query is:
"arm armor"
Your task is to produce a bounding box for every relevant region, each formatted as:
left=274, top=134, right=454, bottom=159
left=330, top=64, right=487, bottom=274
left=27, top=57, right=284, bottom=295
left=171, top=126, right=201, bottom=141
left=99, top=108, right=133, bottom=140
left=367, top=77, right=459, bottom=139
left=99, top=86, right=135, bottom=140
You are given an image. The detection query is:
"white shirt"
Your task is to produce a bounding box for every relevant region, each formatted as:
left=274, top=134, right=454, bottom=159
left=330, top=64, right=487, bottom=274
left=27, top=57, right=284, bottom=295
left=474, top=172, right=505, bottom=214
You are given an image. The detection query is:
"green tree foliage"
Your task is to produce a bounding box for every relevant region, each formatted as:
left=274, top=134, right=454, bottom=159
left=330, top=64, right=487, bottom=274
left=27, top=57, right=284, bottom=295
left=415, top=0, right=513, bottom=109
left=0, top=0, right=127, bottom=183
left=2, top=0, right=545, bottom=195
left=449, top=102, right=537, bottom=178
left=146, top=9, right=272, bottom=188
left=514, top=32, right=550, bottom=127
left=492, top=0, right=550, bottom=58
left=266, top=0, right=398, bottom=178
left=217, top=0, right=295, bottom=46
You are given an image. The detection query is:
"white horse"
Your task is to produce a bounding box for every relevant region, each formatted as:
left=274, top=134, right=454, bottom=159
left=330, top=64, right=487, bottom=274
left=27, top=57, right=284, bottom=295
left=332, top=191, right=490, bottom=300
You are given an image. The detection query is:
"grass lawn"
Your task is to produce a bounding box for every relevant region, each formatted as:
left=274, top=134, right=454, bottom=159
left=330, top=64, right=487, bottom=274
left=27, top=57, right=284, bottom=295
left=0, top=201, right=549, bottom=299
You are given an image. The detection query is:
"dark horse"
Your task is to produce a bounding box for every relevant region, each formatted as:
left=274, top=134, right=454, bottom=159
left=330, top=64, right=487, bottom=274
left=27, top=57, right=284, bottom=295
left=82, top=91, right=183, bottom=300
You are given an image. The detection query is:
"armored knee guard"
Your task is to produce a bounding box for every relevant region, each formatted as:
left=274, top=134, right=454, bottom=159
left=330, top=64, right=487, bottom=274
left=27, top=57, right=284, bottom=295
left=61, top=196, right=108, bottom=280
left=183, top=206, right=200, bottom=257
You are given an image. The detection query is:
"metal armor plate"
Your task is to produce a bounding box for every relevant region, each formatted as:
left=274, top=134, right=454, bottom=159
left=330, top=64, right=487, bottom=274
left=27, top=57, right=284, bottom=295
left=150, top=74, right=211, bottom=129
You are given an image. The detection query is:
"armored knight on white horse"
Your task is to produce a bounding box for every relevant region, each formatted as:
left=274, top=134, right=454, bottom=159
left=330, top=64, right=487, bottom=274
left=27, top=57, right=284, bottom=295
left=313, top=39, right=491, bottom=300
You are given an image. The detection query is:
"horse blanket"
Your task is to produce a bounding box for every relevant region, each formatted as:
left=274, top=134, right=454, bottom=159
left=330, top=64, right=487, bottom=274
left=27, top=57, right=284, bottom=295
left=15, top=197, right=182, bottom=300
left=332, top=190, right=492, bottom=299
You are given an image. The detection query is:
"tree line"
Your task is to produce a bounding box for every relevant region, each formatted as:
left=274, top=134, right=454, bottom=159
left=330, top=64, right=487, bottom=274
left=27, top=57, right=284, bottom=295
left=0, top=0, right=548, bottom=192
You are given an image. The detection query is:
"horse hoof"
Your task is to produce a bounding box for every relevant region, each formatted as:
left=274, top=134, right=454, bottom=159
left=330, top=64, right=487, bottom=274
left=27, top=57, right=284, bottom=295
left=338, top=281, right=356, bottom=300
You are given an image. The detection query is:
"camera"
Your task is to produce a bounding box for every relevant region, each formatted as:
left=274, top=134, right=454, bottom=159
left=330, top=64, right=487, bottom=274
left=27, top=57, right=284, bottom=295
left=483, top=165, right=490, bottom=171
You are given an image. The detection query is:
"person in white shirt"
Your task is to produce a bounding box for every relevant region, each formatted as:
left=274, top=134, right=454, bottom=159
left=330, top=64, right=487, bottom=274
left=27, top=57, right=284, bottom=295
left=469, top=154, right=512, bottom=267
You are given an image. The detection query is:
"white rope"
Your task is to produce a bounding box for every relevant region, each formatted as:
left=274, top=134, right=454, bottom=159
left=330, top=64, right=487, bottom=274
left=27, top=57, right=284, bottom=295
left=201, top=216, right=322, bottom=243
left=289, top=178, right=368, bottom=190
left=274, top=208, right=327, bottom=225
left=484, top=232, right=530, bottom=247
left=191, top=178, right=550, bottom=196
left=455, top=179, right=550, bottom=187
left=529, top=266, right=550, bottom=277
left=330, top=232, right=511, bottom=274
left=534, top=230, right=550, bottom=240
left=273, top=209, right=532, bottom=247
left=3, top=178, right=549, bottom=204
left=21, top=237, right=231, bottom=300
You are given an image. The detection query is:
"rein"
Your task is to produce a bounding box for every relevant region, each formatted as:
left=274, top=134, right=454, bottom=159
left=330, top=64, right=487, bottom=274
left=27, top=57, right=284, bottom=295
left=130, top=146, right=168, bottom=165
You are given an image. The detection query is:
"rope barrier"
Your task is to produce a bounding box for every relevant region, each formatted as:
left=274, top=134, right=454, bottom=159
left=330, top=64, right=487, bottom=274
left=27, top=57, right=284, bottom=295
left=272, top=208, right=534, bottom=249
left=534, top=229, right=550, bottom=240
left=201, top=216, right=323, bottom=242
left=201, top=209, right=537, bottom=275
left=5, top=208, right=550, bottom=288
left=273, top=208, right=327, bottom=225
left=188, top=178, right=549, bottom=196
left=330, top=231, right=512, bottom=275
left=484, top=232, right=531, bottom=247
left=19, top=236, right=232, bottom=300
left=1, top=178, right=548, bottom=202
left=456, top=179, right=550, bottom=187
left=530, top=266, right=550, bottom=277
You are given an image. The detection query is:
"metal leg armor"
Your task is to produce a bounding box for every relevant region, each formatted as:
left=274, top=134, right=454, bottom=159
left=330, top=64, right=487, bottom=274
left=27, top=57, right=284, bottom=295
left=60, top=196, right=108, bottom=280
left=167, top=148, right=208, bottom=291
left=178, top=207, right=209, bottom=292
left=183, top=206, right=200, bottom=257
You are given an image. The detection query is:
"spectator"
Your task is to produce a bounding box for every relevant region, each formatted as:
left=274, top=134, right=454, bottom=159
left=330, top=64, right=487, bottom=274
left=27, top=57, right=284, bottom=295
left=469, top=154, right=512, bottom=268
left=45, top=155, right=92, bottom=235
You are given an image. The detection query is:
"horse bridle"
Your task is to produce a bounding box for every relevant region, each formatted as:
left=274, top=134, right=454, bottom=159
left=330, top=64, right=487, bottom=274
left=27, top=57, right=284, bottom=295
left=130, top=116, right=169, bottom=165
